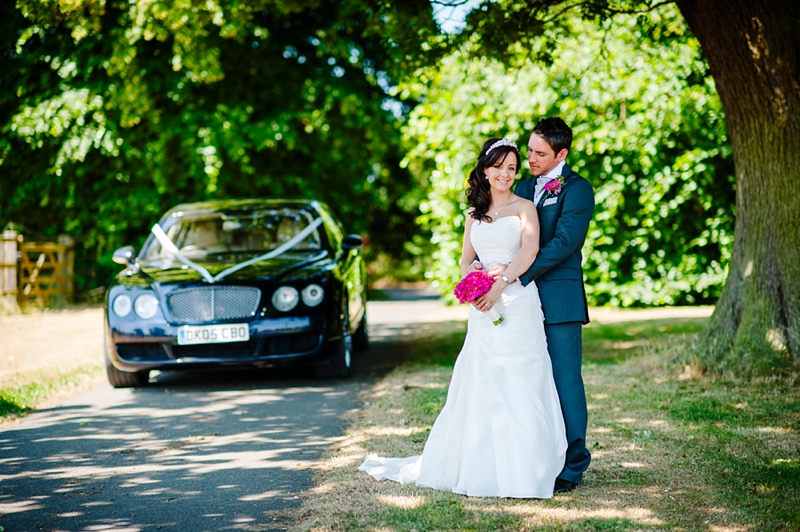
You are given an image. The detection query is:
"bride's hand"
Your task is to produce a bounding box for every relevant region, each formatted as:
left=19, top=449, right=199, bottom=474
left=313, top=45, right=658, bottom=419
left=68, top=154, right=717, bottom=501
left=474, top=280, right=504, bottom=312
left=469, top=260, right=483, bottom=273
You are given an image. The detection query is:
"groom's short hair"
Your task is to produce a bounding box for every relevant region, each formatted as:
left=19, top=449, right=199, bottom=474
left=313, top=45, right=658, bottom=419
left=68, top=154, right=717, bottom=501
left=533, top=117, right=572, bottom=154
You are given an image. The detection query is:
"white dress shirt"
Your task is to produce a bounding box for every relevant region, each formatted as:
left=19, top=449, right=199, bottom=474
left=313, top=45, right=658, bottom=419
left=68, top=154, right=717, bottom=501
left=533, top=161, right=566, bottom=205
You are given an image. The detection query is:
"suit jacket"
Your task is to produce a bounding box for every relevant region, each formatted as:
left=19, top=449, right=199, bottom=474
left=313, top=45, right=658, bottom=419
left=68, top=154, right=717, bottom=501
left=515, top=165, right=594, bottom=324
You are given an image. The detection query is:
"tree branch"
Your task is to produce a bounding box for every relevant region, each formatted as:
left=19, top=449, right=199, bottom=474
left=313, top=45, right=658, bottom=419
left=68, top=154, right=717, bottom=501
left=541, top=1, right=586, bottom=25
left=537, top=0, right=676, bottom=24
left=606, top=0, right=675, bottom=16
left=430, top=0, right=475, bottom=6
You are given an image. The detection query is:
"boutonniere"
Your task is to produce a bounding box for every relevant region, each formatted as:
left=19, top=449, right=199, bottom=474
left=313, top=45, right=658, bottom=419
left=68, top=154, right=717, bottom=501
left=544, top=175, right=565, bottom=196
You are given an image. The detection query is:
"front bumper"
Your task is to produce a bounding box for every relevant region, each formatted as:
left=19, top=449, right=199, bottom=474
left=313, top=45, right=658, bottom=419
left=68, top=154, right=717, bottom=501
left=105, top=315, right=338, bottom=373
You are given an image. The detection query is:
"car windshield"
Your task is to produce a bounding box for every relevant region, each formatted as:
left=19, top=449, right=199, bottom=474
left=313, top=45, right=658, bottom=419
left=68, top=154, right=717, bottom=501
left=141, top=208, right=324, bottom=266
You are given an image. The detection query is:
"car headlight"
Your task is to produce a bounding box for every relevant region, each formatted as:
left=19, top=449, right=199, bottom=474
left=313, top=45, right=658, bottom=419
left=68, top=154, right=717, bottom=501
left=112, top=294, right=132, bottom=317
left=272, top=286, right=299, bottom=312
left=134, top=293, right=160, bottom=319
left=301, top=284, right=324, bottom=307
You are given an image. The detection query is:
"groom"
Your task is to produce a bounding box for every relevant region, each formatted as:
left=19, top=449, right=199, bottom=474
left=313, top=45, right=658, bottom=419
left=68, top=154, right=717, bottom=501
left=515, top=117, right=594, bottom=493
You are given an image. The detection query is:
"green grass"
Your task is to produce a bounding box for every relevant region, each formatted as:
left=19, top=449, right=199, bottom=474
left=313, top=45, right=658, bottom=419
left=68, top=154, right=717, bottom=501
left=662, top=378, right=800, bottom=528
left=366, top=288, right=394, bottom=301
left=287, top=314, right=800, bottom=531
left=582, top=318, right=706, bottom=365
left=0, top=364, right=103, bottom=419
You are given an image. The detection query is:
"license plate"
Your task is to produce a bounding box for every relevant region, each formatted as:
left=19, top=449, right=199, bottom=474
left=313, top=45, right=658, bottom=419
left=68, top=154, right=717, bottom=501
left=177, top=324, right=250, bottom=345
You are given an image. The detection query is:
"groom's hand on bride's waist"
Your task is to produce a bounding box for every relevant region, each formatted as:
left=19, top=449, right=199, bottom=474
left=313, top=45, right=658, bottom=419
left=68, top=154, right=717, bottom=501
left=486, top=264, right=508, bottom=278
left=469, top=262, right=508, bottom=284
left=468, top=260, right=508, bottom=278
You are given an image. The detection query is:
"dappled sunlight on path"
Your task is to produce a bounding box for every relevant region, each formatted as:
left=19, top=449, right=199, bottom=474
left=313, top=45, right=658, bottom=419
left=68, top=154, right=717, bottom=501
left=0, top=373, right=360, bottom=531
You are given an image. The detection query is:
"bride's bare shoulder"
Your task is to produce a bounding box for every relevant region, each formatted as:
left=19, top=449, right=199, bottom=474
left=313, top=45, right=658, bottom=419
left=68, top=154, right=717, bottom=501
left=464, top=209, right=477, bottom=225
left=512, top=195, right=536, bottom=213
left=514, top=194, right=535, bottom=206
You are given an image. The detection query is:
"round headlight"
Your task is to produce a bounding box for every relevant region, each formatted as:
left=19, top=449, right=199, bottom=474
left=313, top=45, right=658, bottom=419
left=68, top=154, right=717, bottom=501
left=272, top=286, right=299, bottom=312
left=301, top=284, right=324, bottom=307
left=134, top=293, right=159, bottom=319
left=112, top=294, right=132, bottom=317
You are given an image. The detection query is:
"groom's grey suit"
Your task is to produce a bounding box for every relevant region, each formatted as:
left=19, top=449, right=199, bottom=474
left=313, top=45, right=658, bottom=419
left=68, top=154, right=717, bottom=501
left=515, top=164, right=594, bottom=484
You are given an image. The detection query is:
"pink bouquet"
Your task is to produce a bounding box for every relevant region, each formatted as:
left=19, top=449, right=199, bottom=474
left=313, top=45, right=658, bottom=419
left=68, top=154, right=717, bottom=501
left=453, top=270, right=504, bottom=325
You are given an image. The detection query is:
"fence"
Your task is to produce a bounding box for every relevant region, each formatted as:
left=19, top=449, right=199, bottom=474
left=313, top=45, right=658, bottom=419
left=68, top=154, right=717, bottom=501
left=0, top=230, right=74, bottom=308
left=1, top=231, right=19, bottom=307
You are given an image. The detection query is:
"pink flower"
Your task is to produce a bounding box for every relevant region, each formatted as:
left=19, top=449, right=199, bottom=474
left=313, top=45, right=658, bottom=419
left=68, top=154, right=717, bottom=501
left=453, top=270, right=504, bottom=325
left=453, top=270, right=495, bottom=303
left=544, top=175, right=564, bottom=195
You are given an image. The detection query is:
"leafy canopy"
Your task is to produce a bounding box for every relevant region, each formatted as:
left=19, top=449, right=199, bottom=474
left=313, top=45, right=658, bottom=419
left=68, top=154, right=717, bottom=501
left=1, top=0, right=431, bottom=293
left=402, top=6, right=734, bottom=306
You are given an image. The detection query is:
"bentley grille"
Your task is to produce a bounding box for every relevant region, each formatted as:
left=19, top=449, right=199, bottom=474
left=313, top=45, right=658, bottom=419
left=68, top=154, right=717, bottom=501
left=167, top=286, right=261, bottom=323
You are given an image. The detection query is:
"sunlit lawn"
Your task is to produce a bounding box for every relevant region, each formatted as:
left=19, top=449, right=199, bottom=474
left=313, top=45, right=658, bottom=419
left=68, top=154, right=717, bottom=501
left=284, top=315, right=800, bottom=531
left=0, top=307, right=105, bottom=421
left=0, top=364, right=103, bottom=420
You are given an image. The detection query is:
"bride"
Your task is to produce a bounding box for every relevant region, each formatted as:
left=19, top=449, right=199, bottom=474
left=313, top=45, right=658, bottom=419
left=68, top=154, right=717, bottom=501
left=359, top=138, right=567, bottom=498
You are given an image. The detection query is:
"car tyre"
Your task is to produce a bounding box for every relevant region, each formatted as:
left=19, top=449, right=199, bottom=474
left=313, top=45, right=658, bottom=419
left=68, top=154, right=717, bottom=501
left=105, top=351, right=149, bottom=388
left=353, top=315, right=369, bottom=352
left=316, top=311, right=352, bottom=379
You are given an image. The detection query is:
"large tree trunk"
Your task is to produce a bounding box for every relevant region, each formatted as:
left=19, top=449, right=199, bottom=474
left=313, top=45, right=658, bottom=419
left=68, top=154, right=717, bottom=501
left=675, top=0, right=800, bottom=373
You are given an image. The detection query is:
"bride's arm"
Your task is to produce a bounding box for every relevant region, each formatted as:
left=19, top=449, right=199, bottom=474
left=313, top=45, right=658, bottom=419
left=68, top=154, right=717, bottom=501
left=497, top=201, right=540, bottom=283
left=475, top=201, right=539, bottom=307
left=460, top=213, right=478, bottom=278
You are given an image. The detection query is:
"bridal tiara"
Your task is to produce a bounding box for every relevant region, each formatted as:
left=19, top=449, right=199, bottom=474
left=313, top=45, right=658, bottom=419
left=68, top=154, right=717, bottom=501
left=485, top=138, right=518, bottom=156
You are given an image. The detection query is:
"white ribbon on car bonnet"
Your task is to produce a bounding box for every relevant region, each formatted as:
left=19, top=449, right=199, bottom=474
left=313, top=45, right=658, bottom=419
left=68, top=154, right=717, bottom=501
left=212, top=217, right=324, bottom=281
left=150, top=217, right=325, bottom=284
left=151, top=224, right=215, bottom=283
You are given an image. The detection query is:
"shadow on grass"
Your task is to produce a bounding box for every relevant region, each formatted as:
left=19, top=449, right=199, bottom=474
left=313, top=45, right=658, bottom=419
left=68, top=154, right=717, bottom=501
left=663, top=377, right=800, bottom=529
left=584, top=317, right=708, bottom=365
left=373, top=501, right=669, bottom=532
left=392, top=315, right=710, bottom=367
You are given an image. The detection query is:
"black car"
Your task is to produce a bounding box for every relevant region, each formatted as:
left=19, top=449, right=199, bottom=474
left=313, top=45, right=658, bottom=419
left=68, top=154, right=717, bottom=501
left=104, top=199, right=368, bottom=387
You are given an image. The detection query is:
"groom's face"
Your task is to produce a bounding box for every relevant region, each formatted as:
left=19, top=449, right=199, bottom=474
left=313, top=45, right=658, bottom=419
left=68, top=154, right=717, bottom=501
left=527, top=133, right=567, bottom=177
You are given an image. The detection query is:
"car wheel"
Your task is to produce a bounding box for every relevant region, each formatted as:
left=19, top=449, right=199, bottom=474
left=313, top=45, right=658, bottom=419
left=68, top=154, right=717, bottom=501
left=353, top=315, right=369, bottom=352
left=104, top=350, right=149, bottom=388
left=316, top=313, right=353, bottom=379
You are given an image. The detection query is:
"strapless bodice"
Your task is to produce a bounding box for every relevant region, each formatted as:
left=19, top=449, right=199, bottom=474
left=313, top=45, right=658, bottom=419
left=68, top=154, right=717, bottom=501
left=470, top=216, right=521, bottom=269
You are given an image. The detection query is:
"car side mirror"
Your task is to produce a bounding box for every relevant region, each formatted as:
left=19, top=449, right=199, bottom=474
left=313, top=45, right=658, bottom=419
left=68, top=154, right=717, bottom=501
left=113, top=246, right=137, bottom=265
left=342, top=234, right=363, bottom=250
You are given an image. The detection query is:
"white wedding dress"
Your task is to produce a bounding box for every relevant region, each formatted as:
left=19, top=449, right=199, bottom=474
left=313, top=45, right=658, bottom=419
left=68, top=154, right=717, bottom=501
left=359, top=216, right=567, bottom=498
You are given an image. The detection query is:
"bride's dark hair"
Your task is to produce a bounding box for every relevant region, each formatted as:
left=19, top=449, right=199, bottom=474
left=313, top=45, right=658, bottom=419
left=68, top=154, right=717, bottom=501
left=467, top=138, right=521, bottom=222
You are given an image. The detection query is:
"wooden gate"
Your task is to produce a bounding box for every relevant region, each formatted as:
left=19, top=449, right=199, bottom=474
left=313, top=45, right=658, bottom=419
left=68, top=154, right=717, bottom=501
left=1, top=231, right=19, bottom=306
left=1, top=230, right=74, bottom=307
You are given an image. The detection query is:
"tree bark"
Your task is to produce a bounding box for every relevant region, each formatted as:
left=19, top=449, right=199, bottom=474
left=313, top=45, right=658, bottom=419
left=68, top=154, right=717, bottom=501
left=675, top=0, right=800, bottom=373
